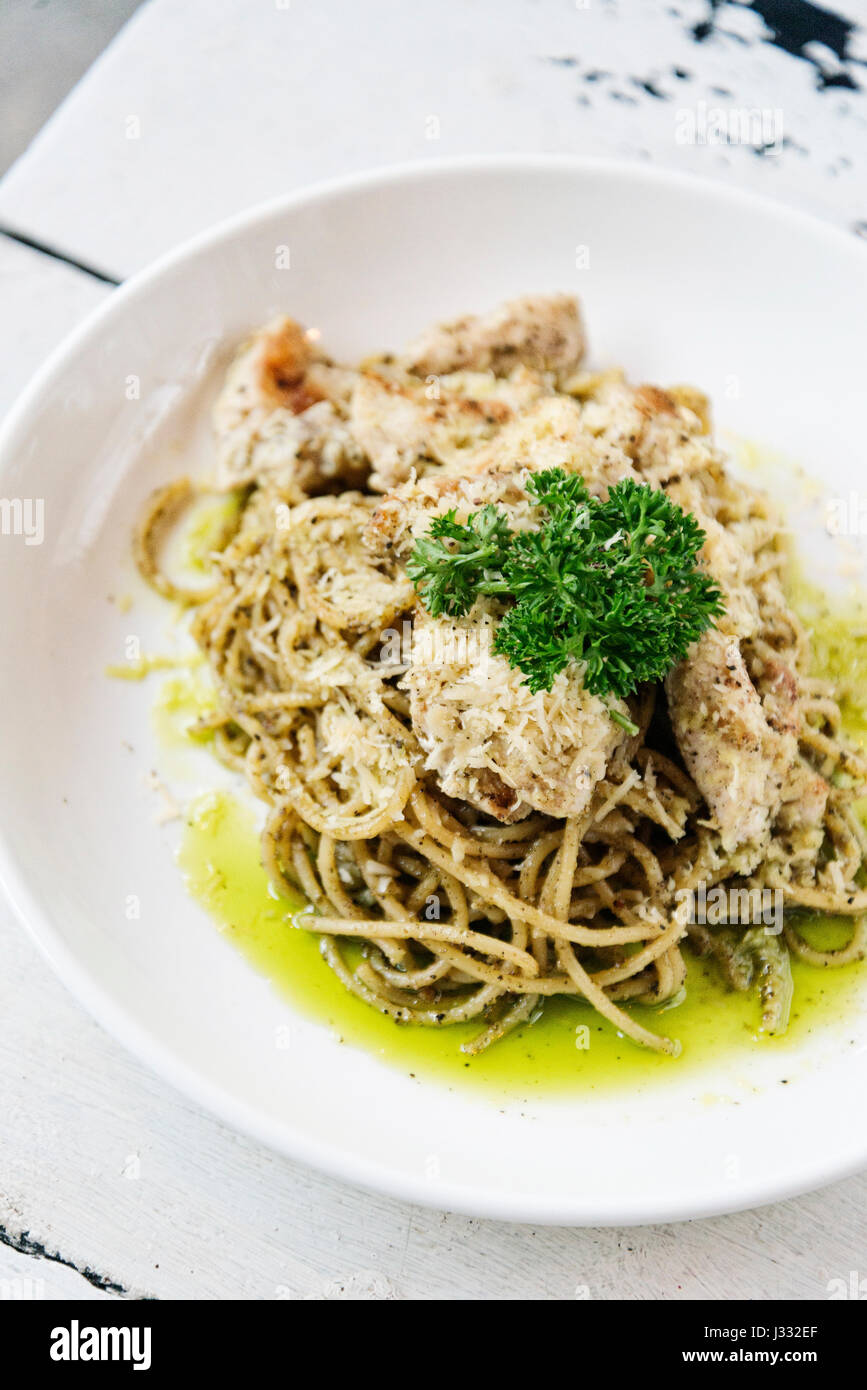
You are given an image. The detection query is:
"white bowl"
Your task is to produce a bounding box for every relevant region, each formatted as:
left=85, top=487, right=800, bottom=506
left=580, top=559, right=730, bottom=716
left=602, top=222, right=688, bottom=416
left=1, top=157, right=866, bottom=1225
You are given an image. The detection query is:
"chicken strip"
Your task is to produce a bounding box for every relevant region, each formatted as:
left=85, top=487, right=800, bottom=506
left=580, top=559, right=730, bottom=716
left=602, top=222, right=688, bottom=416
left=577, top=377, right=722, bottom=488
left=349, top=365, right=546, bottom=493
left=665, top=476, right=761, bottom=641
left=403, top=293, right=586, bottom=379
left=665, top=629, right=797, bottom=857
left=214, top=316, right=366, bottom=493
left=406, top=605, right=629, bottom=823
left=467, top=394, right=637, bottom=490
left=365, top=462, right=539, bottom=562
left=367, top=454, right=631, bottom=822
left=364, top=395, right=637, bottom=559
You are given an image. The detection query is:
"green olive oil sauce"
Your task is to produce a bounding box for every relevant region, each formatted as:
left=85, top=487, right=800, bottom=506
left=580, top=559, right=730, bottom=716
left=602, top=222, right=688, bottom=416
left=179, top=494, right=243, bottom=575
left=166, top=453, right=867, bottom=1094
left=177, top=789, right=866, bottom=1095
left=152, top=667, right=216, bottom=750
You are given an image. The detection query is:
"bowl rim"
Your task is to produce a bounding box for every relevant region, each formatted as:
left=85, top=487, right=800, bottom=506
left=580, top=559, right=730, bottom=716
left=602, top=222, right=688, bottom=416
left=1, top=153, right=866, bottom=1226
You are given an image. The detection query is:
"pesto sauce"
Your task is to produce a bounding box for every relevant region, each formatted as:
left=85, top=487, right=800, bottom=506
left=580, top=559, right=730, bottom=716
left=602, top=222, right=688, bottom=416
left=178, top=789, right=866, bottom=1094
left=152, top=667, right=215, bottom=749
left=180, top=494, right=243, bottom=575
left=106, top=652, right=202, bottom=681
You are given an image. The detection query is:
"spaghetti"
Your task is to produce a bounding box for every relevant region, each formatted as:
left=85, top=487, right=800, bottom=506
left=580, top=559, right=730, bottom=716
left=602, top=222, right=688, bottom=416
left=134, top=297, right=867, bottom=1056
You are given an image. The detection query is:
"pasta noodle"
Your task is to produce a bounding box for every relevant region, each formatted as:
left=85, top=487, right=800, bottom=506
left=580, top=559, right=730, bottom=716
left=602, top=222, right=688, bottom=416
left=134, top=301, right=867, bottom=1056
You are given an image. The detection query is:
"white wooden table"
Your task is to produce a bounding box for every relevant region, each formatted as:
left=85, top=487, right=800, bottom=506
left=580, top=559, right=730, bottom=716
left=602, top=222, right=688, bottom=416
left=1, top=0, right=866, bottom=1301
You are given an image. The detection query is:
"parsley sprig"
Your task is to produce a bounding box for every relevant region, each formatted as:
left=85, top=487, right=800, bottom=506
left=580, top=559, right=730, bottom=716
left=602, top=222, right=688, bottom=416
left=406, top=468, right=724, bottom=714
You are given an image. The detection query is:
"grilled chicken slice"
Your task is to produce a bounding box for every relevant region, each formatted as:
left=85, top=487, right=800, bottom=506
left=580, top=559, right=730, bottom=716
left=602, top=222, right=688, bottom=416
left=576, top=377, right=721, bottom=487
left=662, top=453, right=801, bottom=857
left=349, top=366, right=546, bottom=493
left=364, top=395, right=637, bottom=559
left=213, top=316, right=365, bottom=493
left=354, top=293, right=587, bottom=493
left=406, top=606, right=629, bottom=823
left=403, top=293, right=586, bottom=379
left=466, top=394, right=637, bottom=492
left=367, top=453, right=630, bottom=823
left=665, top=629, right=798, bottom=856
left=665, top=479, right=761, bottom=641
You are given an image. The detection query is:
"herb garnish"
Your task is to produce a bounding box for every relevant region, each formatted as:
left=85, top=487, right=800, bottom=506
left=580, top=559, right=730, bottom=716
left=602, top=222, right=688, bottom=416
left=407, top=468, right=724, bottom=722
